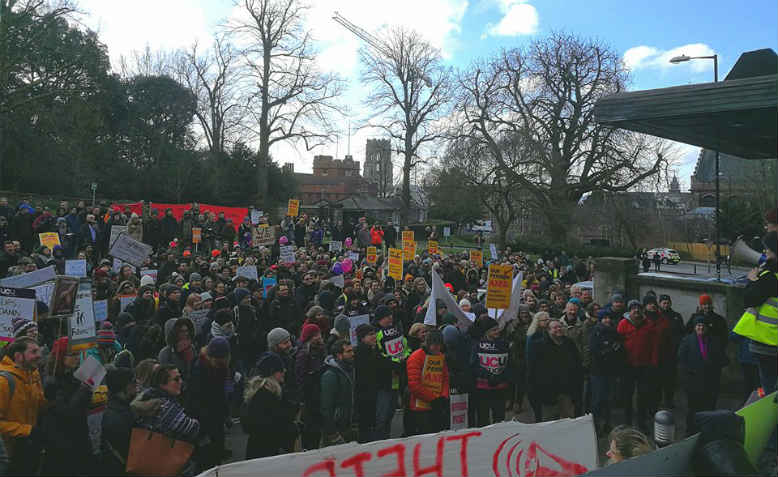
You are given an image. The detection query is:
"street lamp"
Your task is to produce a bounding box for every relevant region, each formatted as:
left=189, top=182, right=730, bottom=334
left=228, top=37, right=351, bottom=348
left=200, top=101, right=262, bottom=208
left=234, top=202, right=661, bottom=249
left=670, top=53, right=721, bottom=280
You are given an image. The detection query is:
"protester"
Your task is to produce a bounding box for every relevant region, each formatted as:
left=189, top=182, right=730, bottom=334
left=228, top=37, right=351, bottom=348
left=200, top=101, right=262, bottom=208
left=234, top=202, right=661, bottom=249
left=101, top=365, right=138, bottom=476
left=606, top=425, right=655, bottom=465
left=589, top=311, right=624, bottom=435
left=471, top=316, right=511, bottom=426
left=320, top=339, right=354, bottom=446
left=295, top=323, right=325, bottom=450
left=528, top=319, right=582, bottom=421
left=406, top=329, right=449, bottom=435
left=617, top=300, right=656, bottom=432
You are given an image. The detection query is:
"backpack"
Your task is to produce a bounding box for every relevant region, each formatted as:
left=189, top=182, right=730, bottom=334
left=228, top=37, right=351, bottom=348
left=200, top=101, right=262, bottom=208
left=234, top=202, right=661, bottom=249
left=0, top=371, right=16, bottom=401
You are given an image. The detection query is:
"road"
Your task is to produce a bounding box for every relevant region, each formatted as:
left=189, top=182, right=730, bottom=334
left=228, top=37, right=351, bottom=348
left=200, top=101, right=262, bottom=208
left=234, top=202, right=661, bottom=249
left=639, top=260, right=751, bottom=279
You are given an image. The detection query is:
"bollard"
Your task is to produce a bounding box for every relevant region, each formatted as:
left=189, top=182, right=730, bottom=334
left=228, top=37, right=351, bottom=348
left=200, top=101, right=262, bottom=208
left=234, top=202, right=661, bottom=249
left=654, top=410, right=675, bottom=447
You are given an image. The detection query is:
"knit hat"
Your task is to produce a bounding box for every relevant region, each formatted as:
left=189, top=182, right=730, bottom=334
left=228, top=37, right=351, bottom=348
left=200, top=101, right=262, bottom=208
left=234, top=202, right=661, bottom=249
left=105, top=365, right=135, bottom=395
left=355, top=323, right=375, bottom=342
left=117, top=312, right=135, bottom=328
left=374, top=305, right=392, bottom=321
left=568, top=297, right=582, bottom=306
left=139, top=274, right=155, bottom=288
left=233, top=288, right=250, bottom=304
left=699, top=294, right=713, bottom=306
left=333, top=315, right=350, bottom=336
left=165, top=286, right=181, bottom=297
left=459, top=298, right=471, bottom=308
left=300, top=323, right=321, bottom=343
left=642, top=294, right=657, bottom=306
left=611, top=293, right=624, bottom=303
left=627, top=299, right=642, bottom=310
left=189, top=272, right=202, bottom=282
left=113, top=349, right=135, bottom=369
left=473, top=315, right=499, bottom=338
left=200, top=292, right=213, bottom=302
left=207, top=336, right=231, bottom=358
left=267, top=327, right=291, bottom=349
left=693, top=315, right=707, bottom=326
left=97, top=321, right=117, bottom=345
left=257, top=352, right=285, bottom=377
left=659, top=294, right=672, bottom=303
left=12, top=317, right=37, bottom=338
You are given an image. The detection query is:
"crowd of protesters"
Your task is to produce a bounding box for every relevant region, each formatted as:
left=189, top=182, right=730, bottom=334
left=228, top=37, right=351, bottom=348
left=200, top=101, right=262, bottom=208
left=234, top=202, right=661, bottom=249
left=0, top=198, right=774, bottom=476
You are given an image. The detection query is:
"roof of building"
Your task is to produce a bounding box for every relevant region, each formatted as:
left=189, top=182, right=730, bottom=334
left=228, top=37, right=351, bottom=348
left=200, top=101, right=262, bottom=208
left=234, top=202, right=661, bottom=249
left=691, top=150, right=774, bottom=183
left=294, top=173, right=365, bottom=186
left=338, top=194, right=396, bottom=211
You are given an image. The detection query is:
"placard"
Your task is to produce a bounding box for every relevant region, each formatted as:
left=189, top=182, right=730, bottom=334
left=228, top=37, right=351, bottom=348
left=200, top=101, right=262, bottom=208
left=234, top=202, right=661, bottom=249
left=490, top=243, right=498, bottom=260
left=32, top=281, right=56, bottom=310
left=69, top=281, right=96, bottom=350
left=486, top=264, right=513, bottom=310
left=287, top=199, right=300, bottom=217
left=250, top=209, right=262, bottom=224
left=93, top=299, right=108, bottom=322
left=469, top=249, right=483, bottom=268
left=366, top=246, right=377, bottom=265
left=348, top=314, right=370, bottom=347
left=0, top=265, right=56, bottom=288
left=237, top=266, right=258, bottom=282
left=279, top=245, right=295, bottom=264
left=262, top=277, right=277, bottom=298
left=0, top=287, right=36, bottom=343
left=443, top=226, right=451, bottom=237
left=65, top=259, right=87, bottom=278
left=109, top=233, right=152, bottom=268
left=252, top=225, right=275, bottom=246
left=112, top=258, right=136, bottom=275
left=118, top=295, right=136, bottom=313
left=50, top=276, right=80, bottom=317
left=192, top=227, right=201, bottom=244
left=388, top=248, right=403, bottom=281
left=73, top=356, right=106, bottom=390
left=348, top=251, right=360, bottom=263
left=402, top=230, right=414, bottom=242
left=450, top=392, right=469, bottom=430
left=403, top=240, right=415, bottom=261
left=428, top=240, right=439, bottom=255
left=329, top=241, right=342, bottom=252
left=139, top=269, right=157, bottom=283
left=109, top=225, right=128, bottom=250
left=38, top=232, right=60, bottom=250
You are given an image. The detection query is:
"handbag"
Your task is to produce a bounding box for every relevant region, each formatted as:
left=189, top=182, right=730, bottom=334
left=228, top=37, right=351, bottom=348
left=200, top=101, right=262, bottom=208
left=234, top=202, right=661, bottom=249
left=126, top=427, right=194, bottom=476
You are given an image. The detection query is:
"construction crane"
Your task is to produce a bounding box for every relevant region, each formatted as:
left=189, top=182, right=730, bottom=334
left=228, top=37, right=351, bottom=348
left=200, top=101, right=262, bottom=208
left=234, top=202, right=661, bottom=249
left=332, top=11, right=432, bottom=87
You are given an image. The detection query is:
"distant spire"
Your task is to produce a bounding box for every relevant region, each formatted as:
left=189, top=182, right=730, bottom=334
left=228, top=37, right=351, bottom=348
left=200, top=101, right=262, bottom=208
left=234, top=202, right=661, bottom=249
left=670, top=174, right=680, bottom=193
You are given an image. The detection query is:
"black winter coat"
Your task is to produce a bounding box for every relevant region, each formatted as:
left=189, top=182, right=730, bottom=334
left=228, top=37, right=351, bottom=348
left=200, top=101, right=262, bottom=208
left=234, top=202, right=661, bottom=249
left=678, top=333, right=728, bottom=393
left=101, top=397, right=134, bottom=476
left=528, top=333, right=582, bottom=404
left=589, top=323, right=625, bottom=377
left=243, top=381, right=297, bottom=459
left=41, top=374, right=93, bottom=476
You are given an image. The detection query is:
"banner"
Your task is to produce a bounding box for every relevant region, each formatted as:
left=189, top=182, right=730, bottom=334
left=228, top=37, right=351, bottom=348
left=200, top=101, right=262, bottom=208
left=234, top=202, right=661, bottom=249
left=0, top=265, right=56, bottom=288
left=109, top=233, right=152, bottom=268
left=280, top=245, right=295, bottom=264
left=403, top=240, right=415, bottom=261
left=192, top=227, right=202, bottom=244
left=486, top=264, right=513, bottom=310
left=428, top=240, right=439, bottom=255
left=112, top=202, right=247, bottom=231
left=388, top=248, right=403, bottom=281
left=38, top=232, right=60, bottom=250
left=0, top=287, right=36, bottom=343
left=287, top=199, right=300, bottom=217
left=65, top=259, right=87, bottom=278
left=195, top=415, right=597, bottom=477
left=402, top=230, right=414, bottom=242
left=470, top=250, right=483, bottom=268
left=69, top=281, right=96, bottom=350
left=329, top=241, right=343, bottom=252
left=366, top=246, right=377, bottom=265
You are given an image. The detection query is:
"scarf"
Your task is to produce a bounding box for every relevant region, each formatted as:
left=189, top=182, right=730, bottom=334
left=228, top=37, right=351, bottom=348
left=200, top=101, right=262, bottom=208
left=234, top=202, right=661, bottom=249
left=697, top=334, right=708, bottom=360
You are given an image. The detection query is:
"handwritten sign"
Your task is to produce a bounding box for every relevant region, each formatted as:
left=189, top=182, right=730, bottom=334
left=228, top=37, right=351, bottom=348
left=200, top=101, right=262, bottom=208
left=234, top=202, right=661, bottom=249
left=402, top=230, right=414, bottom=242
left=428, top=240, right=439, bottom=255
left=0, top=265, right=56, bottom=288
left=469, top=250, right=483, bottom=268
left=109, top=225, right=128, bottom=250
left=366, top=246, right=377, bottom=265
left=192, top=227, right=201, bottom=244
left=490, top=243, right=498, bottom=260
left=486, top=264, right=513, bottom=310
left=194, top=415, right=597, bottom=477
left=237, top=266, right=258, bottom=282
left=280, top=245, right=295, bottom=264
left=388, top=248, right=404, bottom=281
left=109, top=233, right=152, bottom=268
left=69, top=281, right=96, bottom=350
left=287, top=199, right=300, bottom=217
left=348, top=314, right=370, bottom=347
left=65, top=259, right=87, bottom=278
left=252, top=225, right=274, bottom=246
left=403, top=240, right=415, bottom=262
left=38, top=232, right=60, bottom=250
left=140, top=269, right=157, bottom=283
left=0, top=287, right=36, bottom=342
left=329, top=241, right=343, bottom=252
left=93, top=299, right=108, bottom=322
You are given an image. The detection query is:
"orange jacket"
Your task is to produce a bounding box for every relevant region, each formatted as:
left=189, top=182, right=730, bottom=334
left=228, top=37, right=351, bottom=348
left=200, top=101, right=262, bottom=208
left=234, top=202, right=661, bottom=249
left=406, top=348, right=449, bottom=411
left=0, top=355, right=46, bottom=457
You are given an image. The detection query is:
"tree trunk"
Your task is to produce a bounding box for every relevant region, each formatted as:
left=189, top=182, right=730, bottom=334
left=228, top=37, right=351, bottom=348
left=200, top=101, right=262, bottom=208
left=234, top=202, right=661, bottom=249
left=402, top=149, right=411, bottom=225
left=545, top=201, right=572, bottom=246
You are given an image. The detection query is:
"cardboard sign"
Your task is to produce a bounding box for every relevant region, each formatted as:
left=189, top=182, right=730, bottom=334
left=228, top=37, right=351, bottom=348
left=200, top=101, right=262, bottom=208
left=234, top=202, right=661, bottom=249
left=192, top=227, right=201, bottom=244
left=65, top=259, right=87, bottom=278
left=287, top=199, right=300, bottom=217
left=0, top=265, right=56, bottom=288
left=450, top=392, right=469, bottom=431
left=279, top=245, right=295, bottom=264
left=428, top=240, right=439, bottom=255
left=366, top=246, right=377, bottom=265
left=73, top=355, right=106, bottom=390
left=470, top=249, right=483, bottom=268
left=403, top=240, right=415, bottom=261
left=51, top=276, right=80, bottom=317
left=69, top=281, right=96, bottom=350
left=250, top=209, right=262, bottom=224
left=443, top=226, right=451, bottom=237
left=32, top=281, right=55, bottom=310
left=348, top=314, right=370, bottom=347
left=388, top=248, right=404, bottom=281
left=490, top=243, right=498, bottom=260
left=329, top=241, right=343, bottom=252
left=93, top=299, right=108, bottom=322
left=109, top=225, right=128, bottom=250
left=0, top=287, right=36, bottom=343
left=486, top=264, right=513, bottom=310
left=193, top=414, right=597, bottom=477
left=402, top=230, right=414, bottom=242
left=253, top=225, right=275, bottom=246
left=237, top=266, right=259, bottom=282
left=109, top=233, right=152, bottom=268
left=417, top=354, right=445, bottom=410
left=118, top=295, right=136, bottom=313
left=38, top=232, right=60, bottom=250
left=139, top=269, right=157, bottom=283
left=262, top=277, right=277, bottom=298
left=348, top=251, right=360, bottom=263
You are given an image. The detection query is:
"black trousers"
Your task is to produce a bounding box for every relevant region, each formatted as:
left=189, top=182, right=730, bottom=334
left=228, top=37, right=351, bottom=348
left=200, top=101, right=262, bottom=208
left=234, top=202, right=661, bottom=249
left=474, top=389, right=506, bottom=427
left=620, top=366, right=653, bottom=429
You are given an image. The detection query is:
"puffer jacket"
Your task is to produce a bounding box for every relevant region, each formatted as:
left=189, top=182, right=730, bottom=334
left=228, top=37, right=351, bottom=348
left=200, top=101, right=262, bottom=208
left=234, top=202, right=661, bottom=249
left=406, top=348, right=449, bottom=411
left=242, top=376, right=297, bottom=459
left=0, top=356, right=46, bottom=458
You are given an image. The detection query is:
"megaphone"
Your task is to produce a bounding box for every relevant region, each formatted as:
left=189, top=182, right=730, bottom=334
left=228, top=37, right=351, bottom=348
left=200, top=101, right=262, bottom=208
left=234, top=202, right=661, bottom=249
left=732, top=239, right=762, bottom=266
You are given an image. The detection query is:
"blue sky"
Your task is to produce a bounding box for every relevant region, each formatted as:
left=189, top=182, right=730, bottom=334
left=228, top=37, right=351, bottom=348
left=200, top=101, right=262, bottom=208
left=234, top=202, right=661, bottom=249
left=79, top=0, right=777, bottom=186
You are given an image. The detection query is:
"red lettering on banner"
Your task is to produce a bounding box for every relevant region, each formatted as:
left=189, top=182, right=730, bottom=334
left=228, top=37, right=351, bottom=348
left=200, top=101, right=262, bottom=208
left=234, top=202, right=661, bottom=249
left=445, top=431, right=481, bottom=477
left=303, top=459, right=336, bottom=477
left=413, top=437, right=444, bottom=477
left=377, top=444, right=407, bottom=477
left=341, top=452, right=372, bottom=477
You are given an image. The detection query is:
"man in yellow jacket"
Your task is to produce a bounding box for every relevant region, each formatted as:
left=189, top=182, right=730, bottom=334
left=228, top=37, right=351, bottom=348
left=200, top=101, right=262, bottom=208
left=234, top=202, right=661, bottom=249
left=0, top=337, right=46, bottom=474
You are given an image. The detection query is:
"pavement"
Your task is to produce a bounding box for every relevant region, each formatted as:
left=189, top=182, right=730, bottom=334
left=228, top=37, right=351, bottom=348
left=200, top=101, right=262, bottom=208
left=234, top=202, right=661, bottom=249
left=639, top=260, right=751, bottom=280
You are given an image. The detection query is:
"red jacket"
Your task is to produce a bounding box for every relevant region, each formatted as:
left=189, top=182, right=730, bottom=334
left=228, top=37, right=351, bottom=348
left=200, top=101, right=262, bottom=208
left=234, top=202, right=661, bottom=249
left=647, top=312, right=672, bottom=365
left=617, top=317, right=658, bottom=367
left=370, top=227, right=384, bottom=246
left=406, top=348, right=449, bottom=411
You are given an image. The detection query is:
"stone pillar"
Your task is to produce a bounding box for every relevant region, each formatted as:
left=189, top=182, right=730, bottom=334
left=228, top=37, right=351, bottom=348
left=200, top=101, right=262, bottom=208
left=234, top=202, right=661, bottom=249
left=593, top=257, right=637, bottom=304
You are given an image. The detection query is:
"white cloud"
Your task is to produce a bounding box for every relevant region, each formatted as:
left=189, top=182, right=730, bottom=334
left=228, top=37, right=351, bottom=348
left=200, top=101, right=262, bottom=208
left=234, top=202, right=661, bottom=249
left=482, top=0, right=538, bottom=39
left=623, top=43, right=716, bottom=72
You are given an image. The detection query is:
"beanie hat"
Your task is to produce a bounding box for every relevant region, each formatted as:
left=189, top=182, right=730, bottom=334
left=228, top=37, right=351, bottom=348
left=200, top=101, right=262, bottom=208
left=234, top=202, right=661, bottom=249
left=12, top=317, right=37, bottom=338
left=257, top=352, right=285, bottom=377
left=200, top=292, right=213, bottom=302
left=374, top=305, right=392, bottom=321
left=474, top=315, right=499, bottom=338
left=207, top=336, right=231, bottom=358
left=267, top=327, right=291, bottom=349
left=568, top=297, right=582, bottom=306
left=105, top=365, right=135, bottom=395
left=659, top=294, right=672, bottom=303
left=113, top=349, right=135, bottom=369
left=233, top=288, right=250, bottom=304
left=52, top=337, right=69, bottom=362
left=300, top=323, right=321, bottom=343
left=355, top=323, right=375, bottom=342
left=611, top=293, right=624, bottom=303
left=189, top=272, right=202, bottom=282
left=165, top=286, right=181, bottom=297
left=693, top=315, right=707, bottom=326
left=627, top=299, right=642, bottom=310
left=97, top=322, right=117, bottom=345
left=458, top=298, right=471, bottom=308
left=333, top=315, right=350, bottom=337
left=699, top=294, right=713, bottom=306
left=139, top=274, right=155, bottom=288
left=642, top=294, right=657, bottom=306
left=117, top=312, right=135, bottom=329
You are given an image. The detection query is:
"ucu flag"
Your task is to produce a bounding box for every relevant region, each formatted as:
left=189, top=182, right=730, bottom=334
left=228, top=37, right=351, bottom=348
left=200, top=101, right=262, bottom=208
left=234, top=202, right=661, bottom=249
left=384, top=336, right=405, bottom=358
left=476, top=338, right=509, bottom=390
left=478, top=352, right=508, bottom=374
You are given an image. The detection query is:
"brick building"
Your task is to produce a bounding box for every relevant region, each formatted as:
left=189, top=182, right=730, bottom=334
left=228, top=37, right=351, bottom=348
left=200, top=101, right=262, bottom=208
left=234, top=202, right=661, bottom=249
left=293, top=155, right=376, bottom=204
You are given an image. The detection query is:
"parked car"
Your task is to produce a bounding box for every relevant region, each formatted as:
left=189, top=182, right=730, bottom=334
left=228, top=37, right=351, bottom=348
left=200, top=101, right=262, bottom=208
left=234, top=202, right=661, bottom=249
left=646, top=248, right=681, bottom=264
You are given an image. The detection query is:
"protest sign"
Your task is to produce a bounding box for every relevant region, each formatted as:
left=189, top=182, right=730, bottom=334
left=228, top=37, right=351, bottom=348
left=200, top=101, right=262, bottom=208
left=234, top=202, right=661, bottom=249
left=109, top=233, right=152, bottom=267
left=188, top=309, right=210, bottom=332
left=403, top=240, right=415, bottom=261
left=262, top=277, right=277, bottom=298
left=140, top=268, right=157, bottom=283
left=118, top=295, right=136, bottom=313
left=348, top=314, right=370, bottom=347
left=329, top=241, right=342, bottom=252
left=69, top=281, right=96, bottom=350
left=93, top=299, right=108, bottom=322
left=348, top=251, right=360, bottom=263
left=287, top=199, right=300, bottom=217
left=65, top=259, right=87, bottom=278
left=490, top=243, right=498, bottom=260
left=497, top=272, right=524, bottom=328
left=237, top=266, right=259, bottom=282
left=486, top=264, right=513, bottom=310
left=50, top=276, right=79, bottom=317
left=192, top=227, right=201, bottom=244
left=194, top=415, right=597, bottom=477
left=250, top=209, right=262, bottom=224
left=112, top=258, right=136, bottom=275
left=0, top=287, right=36, bottom=343
left=428, top=240, right=439, bottom=255
left=253, top=225, right=274, bottom=246
left=32, top=281, right=55, bottom=309
left=443, top=226, right=451, bottom=237
left=38, top=232, right=60, bottom=250
left=402, top=230, right=414, bottom=242
left=736, top=390, right=778, bottom=464
left=330, top=274, right=344, bottom=289
left=279, top=245, right=295, bottom=264
left=0, top=265, right=56, bottom=288
left=366, top=246, right=377, bottom=265
left=450, top=392, right=469, bottom=431
left=469, top=249, right=483, bottom=268
left=109, top=225, right=128, bottom=250
left=73, top=355, right=106, bottom=391
left=388, top=248, right=403, bottom=281
left=423, top=268, right=472, bottom=330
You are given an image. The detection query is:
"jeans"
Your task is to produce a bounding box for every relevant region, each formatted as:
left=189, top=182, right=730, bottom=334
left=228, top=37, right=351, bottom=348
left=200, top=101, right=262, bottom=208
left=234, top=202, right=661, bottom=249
left=590, top=375, right=614, bottom=427
left=375, top=389, right=396, bottom=440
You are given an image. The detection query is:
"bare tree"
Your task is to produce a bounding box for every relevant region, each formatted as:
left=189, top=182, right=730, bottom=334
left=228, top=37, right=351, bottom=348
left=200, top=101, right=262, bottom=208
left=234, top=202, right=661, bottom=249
left=360, top=27, right=452, bottom=224
left=228, top=0, right=344, bottom=203
left=455, top=32, right=671, bottom=244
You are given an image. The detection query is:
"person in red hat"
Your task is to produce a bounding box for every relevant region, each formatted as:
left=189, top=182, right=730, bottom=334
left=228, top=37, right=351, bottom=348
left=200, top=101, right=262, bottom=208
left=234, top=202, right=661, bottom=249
left=294, top=323, right=325, bottom=450
left=687, top=294, right=728, bottom=355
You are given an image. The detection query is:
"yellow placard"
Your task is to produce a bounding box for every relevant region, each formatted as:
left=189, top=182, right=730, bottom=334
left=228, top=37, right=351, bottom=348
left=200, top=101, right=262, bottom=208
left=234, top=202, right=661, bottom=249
left=485, top=263, right=513, bottom=310
left=366, top=246, right=377, bottom=265
left=403, top=240, right=416, bottom=261
left=287, top=199, right=300, bottom=217
left=388, top=248, right=403, bottom=280
left=38, top=232, right=60, bottom=250
left=402, top=230, right=414, bottom=242
left=192, top=227, right=201, bottom=244
left=469, top=249, right=483, bottom=267
left=428, top=240, right=438, bottom=255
